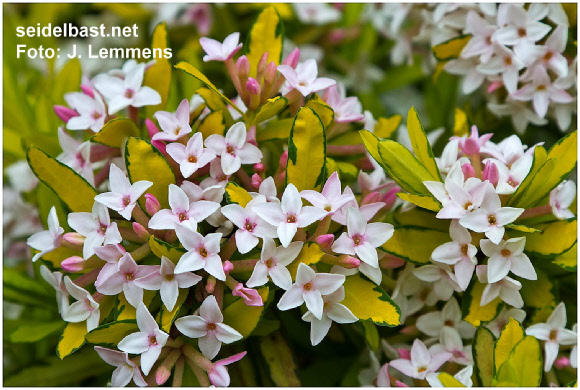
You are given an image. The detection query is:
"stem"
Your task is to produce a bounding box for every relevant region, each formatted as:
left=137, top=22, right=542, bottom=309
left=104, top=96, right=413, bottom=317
left=225, top=59, right=244, bottom=112
left=128, top=106, right=139, bottom=124
left=118, top=227, right=145, bottom=243
left=235, top=169, right=253, bottom=191
left=181, top=343, right=213, bottom=372
left=295, top=228, right=306, bottom=242
left=130, top=243, right=151, bottom=261
left=230, top=259, right=259, bottom=273
left=225, top=274, right=240, bottom=290
left=214, top=281, right=224, bottom=309
left=220, top=235, right=237, bottom=261
left=94, top=161, right=112, bottom=188
left=311, top=215, right=332, bottom=240
left=469, top=153, right=482, bottom=179
left=132, top=205, right=151, bottom=228
left=517, top=204, right=552, bottom=221
left=546, top=368, right=559, bottom=387
left=73, top=267, right=100, bottom=287
left=327, top=144, right=366, bottom=156
left=173, top=357, right=185, bottom=387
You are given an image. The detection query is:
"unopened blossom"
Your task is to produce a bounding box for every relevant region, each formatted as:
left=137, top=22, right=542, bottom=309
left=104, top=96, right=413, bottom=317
left=253, top=183, right=327, bottom=247
left=485, top=307, right=526, bottom=337
left=94, top=347, right=147, bottom=387
left=431, top=221, right=477, bottom=291
left=426, top=365, right=473, bottom=387
left=64, top=92, right=107, bottom=132
left=208, top=351, right=247, bottom=387
left=118, top=303, right=169, bottom=376
left=278, top=263, right=345, bottom=320
left=277, top=59, right=336, bottom=96
left=413, top=263, right=461, bottom=302
left=96, top=253, right=157, bottom=307
left=452, top=125, right=493, bottom=157
left=94, top=164, right=153, bottom=220
left=174, top=224, right=225, bottom=281
left=476, top=44, right=524, bottom=94
left=40, top=265, right=69, bottom=314
left=526, top=302, right=578, bottom=371
left=148, top=184, right=220, bottom=231
left=332, top=186, right=385, bottom=226
left=57, top=128, right=94, bottom=185
left=61, top=276, right=100, bottom=331
left=27, top=206, right=64, bottom=262
left=459, top=185, right=524, bottom=244
left=247, top=238, right=303, bottom=290
left=175, top=295, right=242, bottom=359
left=550, top=180, right=576, bottom=220
left=302, top=287, right=358, bottom=346
left=221, top=196, right=277, bottom=254
left=476, top=265, right=523, bottom=308
left=135, top=256, right=202, bottom=311
left=416, top=298, right=474, bottom=339
left=167, top=133, right=216, bottom=178
left=480, top=237, right=536, bottom=283
left=429, top=326, right=473, bottom=366
left=332, top=207, right=394, bottom=268
left=232, top=284, right=263, bottom=306
left=390, top=339, right=452, bottom=380
left=301, top=172, right=355, bottom=215
left=200, top=32, right=243, bottom=62
left=68, top=202, right=122, bottom=259
left=152, top=99, right=193, bottom=142
left=323, top=84, right=365, bottom=123
left=94, top=62, right=161, bottom=114
left=205, top=122, right=263, bottom=175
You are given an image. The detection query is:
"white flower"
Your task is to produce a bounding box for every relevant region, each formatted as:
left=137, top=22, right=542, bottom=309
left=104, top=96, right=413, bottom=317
left=246, top=238, right=303, bottom=290
left=152, top=99, right=193, bottom=142
left=293, top=3, right=341, bottom=25
left=413, top=263, right=461, bottom=302
left=427, top=365, right=473, bottom=387
left=331, top=186, right=385, bottom=226
left=205, top=122, right=263, bottom=175
left=302, top=287, right=358, bottom=346
left=61, top=276, right=100, bottom=332
left=200, top=32, right=243, bottom=62
left=480, top=237, right=536, bottom=283
left=534, top=25, right=569, bottom=77
left=416, top=298, right=475, bottom=339
left=5, top=160, right=38, bottom=193
left=27, top=206, right=64, bottom=262
left=476, top=265, right=523, bottom=308
left=174, top=224, right=225, bottom=281
left=390, top=339, right=452, bottom=380
left=40, top=265, right=69, bottom=315
left=476, top=44, right=524, bottom=94
left=68, top=202, right=122, bottom=259
left=64, top=92, right=107, bottom=133
left=550, top=180, right=576, bottom=220
left=429, top=326, right=473, bottom=366
left=487, top=99, right=548, bottom=135
left=175, top=295, right=242, bottom=359
left=94, top=347, right=147, bottom=387
left=277, top=263, right=345, bottom=320
left=277, top=59, right=336, bottom=96
left=118, top=303, right=169, bottom=375
left=444, top=57, right=485, bottom=94
left=526, top=302, right=577, bottom=371
left=167, top=133, right=216, bottom=178
left=460, top=11, right=497, bottom=63
left=301, top=172, right=355, bottom=215
left=57, top=128, right=94, bottom=185
left=489, top=156, right=532, bottom=195
left=485, top=307, right=527, bottom=337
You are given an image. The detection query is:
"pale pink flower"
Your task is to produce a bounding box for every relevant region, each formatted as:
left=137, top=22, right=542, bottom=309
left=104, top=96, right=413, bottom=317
left=167, top=133, right=216, bottom=178
left=205, top=122, right=263, bottom=175
left=200, top=32, right=243, bottom=62
left=390, top=339, right=452, bottom=380
left=68, top=202, right=122, bottom=259
left=174, top=224, right=225, bottom=281
left=64, top=92, right=107, bottom=133
left=277, top=59, right=336, bottom=96
left=301, top=172, right=355, bottom=215
left=94, top=346, right=147, bottom=387
left=246, top=238, right=303, bottom=290
left=27, top=206, right=64, bottom=262
left=152, top=99, right=193, bottom=142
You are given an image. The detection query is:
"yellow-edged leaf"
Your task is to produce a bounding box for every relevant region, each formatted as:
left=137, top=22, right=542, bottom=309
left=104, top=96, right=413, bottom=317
left=520, top=269, right=558, bottom=323
left=507, top=146, right=547, bottom=206
left=382, top=227, right=449, bottom=264
left=515, top=219, right=577, bottom=258
left=158, top=289, right=188, bottom=332
left=287, top=242, right=324, bottom=280
left=57, top=322, right=87, bottom=359
left=286, top=107, right=326, bottom=191
left=513, top=158, right=557, bottom=208
left=257, top=118, right=293, bottom=141
left=494, top=317, right=525, bottom=374
left=360, top=130, right=382, bottom=167
left=374, top=115, right=402, bottom=139
left=505, top=223, right=542, bottom=233
left=91, top=118, right=140, bottom=148
left=253, top=96, right=288, bottom=125
left=407, top=106, right=442, bottom=181
left=149, top=236, right=185, bottom=263
left=304, top=93, right=334, bottom=129
left=326, top=158, right=359, bottom=183
left=258, top=332, right=301, bottom=386
left=454, top=107, right=469, bottom=136
left=125, top=137, right=176, bottom=210
left=52, top=58, right=82, bottom=106
left=223, top=287, right=269, bottom=339
left=378, top=139, right=435, bottom=194
left=245, top=6, right=284, bottom=78
left=473, top=326, right=495, bottom=387
left=342, top=274, right=400, bottom=326
left=495, top=336, right=543, bottom=387
left=539, top=130, right=578, bottom=202
left=116, top=291, right=156, bottom=321
left=397, top=193, right=441, bottom=212
left=85, top=320, right=138, bottom=348
left=553, top=242, right=577, bottom=271
left=144, top=23, right=171, bottom=116
left=196, top=87, right=227, bottom=112
left=27, top=147, right=97, bottom=212
left=198, top=110, right=226, bottom=139
left=392, top=207, right=450, bottom=232
left=225, top=182, right=253, bottom=207
left=432, top=34, right=471, bottom=61
left=438, top=373, right=465, bottom=387
left=462, top=281, right=502, bottom=327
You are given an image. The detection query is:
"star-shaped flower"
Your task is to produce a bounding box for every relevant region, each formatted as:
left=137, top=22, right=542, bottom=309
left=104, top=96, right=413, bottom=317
left=390, top=339, right=452, bottom=380
left=480, top=237, right=537, bottom=284
left=27, top=206, right=64, bottom=262
left=94, top=346, right=147, bottom=387
left=277, top=59, right=336, bottom=96
left=205, top=122, right=263, bottom=175
left=246, top=238, right=303, bottom=290
left=152, top=98, right=193, bottom=142
left=200, top=32, right=243, bottom=62
left=167, top=133, right=216, bottom=178
left=64, top=92, right=107, bottom=133
left=68, top=202, right=122, bottom=259
left=301, top=172, right=355, bottom=215
left=174, top=224, right=225, bottom=281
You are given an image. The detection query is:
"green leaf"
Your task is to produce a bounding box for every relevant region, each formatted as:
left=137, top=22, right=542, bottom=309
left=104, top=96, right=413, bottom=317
left=520, top=269, right=558, bottom=323
left=196, top=87, right=227, bottom=112
left=494, top=317, right=525, bottom=375
left=406, top=106, right=442, bottom=181
left=286, top=107, right=326, bottom=191
left=326, top=158, right=359, bottom=183
left=361, top=320, right=380, bottom=351
left=10, top=321, right=65, bottom=343
left=382, top=227, right=449, bottom=264
left=552, top=242, right=577, bottom=271
left=397, top=193, right=441, bottom=212
left=144, top=22, right=172, bottom=116
left=257, top=118, right=293, bottom=141
left=304, top=94, right=334, bottom=129
left=85, top=320, right=138, bottom=348
left=225, top=182, right=253, bottom=207
left=472, top=326, right=495, bottom=387
left=125, top=137, right=176, bottom=211
left=495, top=336, right=543, bottom=387
left=223, top=287, right=269, bottom=339
left=515, top=219, right=577, bottom=258
left=27, top=147, right=97, bottom=212
left=258, top=332, right=301, bottom=386
left=244, top=6, right=284, bottom=78
left=432, top=34, right=471, bottom=61
left=252, top=96, right=288, bottom=125
left=507, top=146, right=547, bottom=207
left=341, top=274, right=400, bottom=326
left=462, top=281, right=502, bottom=327
left=505, top=223, right=542, bottom=233
left=149, top=236, right=185, bottom=263
left=90, top=118, right=140, bottom=148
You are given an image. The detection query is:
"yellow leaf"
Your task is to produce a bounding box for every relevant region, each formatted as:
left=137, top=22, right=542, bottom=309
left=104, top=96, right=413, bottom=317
left=378, top=139, right=435, bottom=195
left=196, top=87, right=227, bottom=111
left=392, top=207, right=450, bottom=232
left=258, top=332, right=301, bottom=386
left=513, top=158, right=557, bottom=208
left=125, top=137, right=176, bottom=211
left=382, top=227, right=449, bottom=264
left=494, top=317, right=525, bottom=374
left=406, top=106, right=442, bottom=181
left=223, top=287, right=269, bottom=338
left=286, top=107, right=326, bottom=191
left=27, top=147, right=97, bottom=212
left=505, top=223, right=542, bottom=233
left=374, top=115, right=402, bottom=139
left=462, top=281, right=502, bottom=327
left=225, top=182, right=253, bottom=207
left=454, top=107, right=469, bottom=137
left=507, top=146, right=547, bottom=206
left=495, top=336, right=543, bottom=387
left=552, top=242, right=577, bottom=271
left=175, top=61, right=242, bottom=114
left=91, top=118, right=140, bottom=148
left=397, top=193, right=441, bottom=212
left=158, top=290, right=188, bottom=332
left=342, top=274, right=400, bottom=326
left=516, top=219, right=577, bottom=258
left=149, top=236, right=185, bottom=263
left=520, top=269, right=558, bottom=323
left=57, top=322, right=87, bottom=359
left=287, top=242, right=324, bottom=280
left=85, top=320, right=138, bottom=348
left=252, top=96, right=288, bottom=125
left=326, top=158, right=359, bottom=183
left=304, top=93, right=334, bottom=129
left=432, top=34, right=471, bottom=61
left=473, top=326, right=495, bottom=386
left=116, top=291, right=156, bottom=321
left=360, top=130, right=385, bottom=171
left=540, top=130, right=578, bottom=201
left=257, top=118, right=293, bottom=141
left=245, top=6, right=284, bottom=78
left=144, top=23, right=171, bottom=117
left=198, top=110, right=226, bottom=139
left=438, top=373, right=465, bottom=387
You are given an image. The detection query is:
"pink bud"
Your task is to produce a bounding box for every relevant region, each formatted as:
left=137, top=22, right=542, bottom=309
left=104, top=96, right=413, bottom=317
left=329, top=28, right=347, bottom=44
left=63, top=232, right=85, bottom=246
left=54, top=105, right=79, bottom=123
left=483, top=160, right=499, bottom=186
left=462, top=162, right=476, bottom=179
left=264, top=62, right=277, bottom=84
left=156, top=366, right=171, bottom=386
left=554, top=356, right=570, bottom=370
left=81, top=84, right=95, bottom=98
left=246, top=78, right=261, bottom=95
left=61, top=256, right=85, bottom=272
left=398, top=348, right=411, bottom=360
left=257, top=52, right=269, bottom=77
left=232, top=283, right=263, bottom=306
left=395, top=380, right=409, bottom=387
left=251, top=174, right=263, bottom=189
left=253, top=163, right=265, bottom=174
left=246, top=125, right=257, bottom=146
left=145, top=193, right=161, bottom=215
left=236, top=55, right=250, bottom=78
left=223, top=260, right=234, bottom=275
left=315, top=234, right=334, bottom=249
left=132, top=222, right=150, bottom=241
left=380, top=256, right=405, bottom=269
left=282, top=47, right=300, bottom=68
left=382, top=187, right=400, bottom=211
left=463, top=138, right=480, bottom=155
left=487, top=80, right=503, bottom=93
left=338, top=255, right=361, bottom=269
left=361, top=191, right=382, bottom=205
left=400, top=325, right=418, bottom=335
left=279, top=150, right=289, bottom=169
left=146, top=119, right=167, bottom=154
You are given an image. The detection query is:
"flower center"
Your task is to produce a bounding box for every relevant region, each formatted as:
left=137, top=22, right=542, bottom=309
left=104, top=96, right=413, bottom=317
left=100, top=224, right=108, bottom=234
left=488, top=215, right=497, bottom=225
left=207, top=323, right=217, bottom=331
left=501, top=249, right=511, bottom=257
left=286, top=215, right=297, bottom=223
left=417, top=366, right=427, bottom=373
left=122, top=196, right=131, bottom=207
left=461, top=244, right=469, bottom=256
left=199, top=247, right=208, bottom=258
left=464, top=201, right=473, bottom=210
left=174, top=125, right=182, bottom=135
left=125, top=273, right=134, bottom=281
left=178, top=213, right=188, bottom=222
left=544, top=51, right=554, bottom=61
left=149, top=336, right=158, bottom=345
left=517, top=27, right=527, bottom=37
left=165, top=274, right=174, bottom=281
left=485, top=35, right=492, bottom=45
left=549, top=329, right=558, bottom=341
left=324, top=205, right=332, bottom=212
left=303, top=282, right=313, bottom=291
left=507, top=178, right=517, bottom=187
left=265, top=258, right=274, bottom=268
left=92, top=112, right=102, bottom=120
left=188, top=155, right=197, bottom=163
left=504, top=56, right=512, bottom=66
left=353, top=235, right=362, bottom=246
left=444, top=320, right=454, bottom=327
left=537, top=84, right=547, bottom=91
left=125, top=89, right=135, bottom=99
left=245, top=220, right=255, bottom=232
left=226, top=145, right=235, bottom=155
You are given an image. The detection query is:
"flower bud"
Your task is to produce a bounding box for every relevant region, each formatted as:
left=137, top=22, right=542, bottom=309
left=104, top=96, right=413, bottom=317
left=251, top=174, right=263, bottom=189
left=380, top=256, right=405, bottom=269
left=156, top=366, right=172, bottom=386
left=462, top=162, right=476, bottom=179
left=483, top=160, right=499, bottom=186
left=253, top=163, right=265, bottom=174
left=264, top=61, right=277, bottom=85
left=398, top=348, right=411, bottom=360
left=132, top=222, right=150, bottom=241
left=223, top=260, right=234, bottom=275
left=246, top=125, right=257, bottom=146
left=487, top=80, right=503, bottom=93
left=145, top=193, right=161, bottom=215
left=315, top=234, right=334, bottom=249
left=257, top=52, right=269, bottom=78
left=337, top=255, right=361, bottom=269
left=232, top=283, right=264, bottom=306
left=246, top=78, right=261, bottom=96
left=61, top=256, right=85, bottom=272
left=80, top=84, right=95, bottom=98
left=54, top=105, right=78, bottom=123
left=236, top=55, right=250, bottom=78
left=362, top=191, right=382, bottom=205
left=279, top=150, right=289, bottom=169
left=383, top=187, right=400, bottom=211
left=282, top=47, right=300, bottom=68
left=554, top=356, right=570, bottom=370
left=394, top=380, right=409, bottom=387
left=63, top=232, right=85, bottom=246
left=146, top=119, right=167, bottom=154
left=329, top=28, right=347, bottom=44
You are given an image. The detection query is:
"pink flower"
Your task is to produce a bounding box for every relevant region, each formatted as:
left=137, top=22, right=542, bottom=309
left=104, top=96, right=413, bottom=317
left=174, top=224, right=225, bottom=281
left=301, top=171, right=355, bottom=215
left=94, top=347, right=147, bottom=387
left=68, top=202, right=122, bottom=259
left=205, top=123, right=263, bottom=175
left=323, top=84, right=364, bottom=123
left=208, top=351, right=248, bottom=387
left=152, top=99, right=193, bottom=142
left=64, top=92, right=107, bottom=132
left=232, top=283, right=264, bottom=306
left=390, top=339, right=452, bottom=380
left=200, top=32, right=243, bottom=62
left=277, top=59, right=336, bottom=96
left=167, top=133, right=216, bottom=178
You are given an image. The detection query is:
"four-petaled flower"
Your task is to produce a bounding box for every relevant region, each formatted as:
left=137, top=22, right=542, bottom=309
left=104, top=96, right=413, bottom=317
left=152, top=99, right=193, bottom=142
left=301, top=171, right=355, bottom=215
left=390, top=339, right=453, bottom=380
left=174, top=224, right=225, bottom=281
left=200, top=32, right=243, bottom=62
left=94, top=346, right=147, bottom=387
left=205, top=122, right=263, bottom=175
left=64, top=92, right=107, bottom=133
left=61, top=276, right=101, bottom=332
left=247, top=238, right=303, bottom=290
left=27, top=206, right=64, bottom=262
left=480, top=237, right=537, bottom=284
left=68, top=202, right=122, bottom=259
left=167, top=132, right=216, bottom=178
left=277, top=59, right=336, bottom=96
